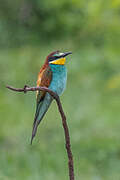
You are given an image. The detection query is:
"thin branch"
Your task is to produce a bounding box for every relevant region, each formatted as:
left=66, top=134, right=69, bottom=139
left=6, top=85, right=75, bottom=180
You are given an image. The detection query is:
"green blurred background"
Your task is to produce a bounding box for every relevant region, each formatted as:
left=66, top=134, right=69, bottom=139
left=0, top=0, right=120, bottom=179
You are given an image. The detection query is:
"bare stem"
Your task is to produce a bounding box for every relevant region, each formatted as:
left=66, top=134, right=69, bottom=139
left=6, top=85, right=75, bottom=180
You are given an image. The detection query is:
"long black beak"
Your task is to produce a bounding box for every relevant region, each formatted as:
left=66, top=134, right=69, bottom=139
left=63, top=52, right=72, bottom=57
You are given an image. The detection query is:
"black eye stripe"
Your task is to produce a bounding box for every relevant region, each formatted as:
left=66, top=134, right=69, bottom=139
left=49, top=55, right=64, bottom=62
left=49, top=56, right=56, bottom=61
left=49, top=56, right=60, bottom=61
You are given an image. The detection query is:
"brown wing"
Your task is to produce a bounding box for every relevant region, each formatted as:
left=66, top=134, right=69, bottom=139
left=31, top=66, right=52, bottom=144
left=36, top=65, right=52, bottom=103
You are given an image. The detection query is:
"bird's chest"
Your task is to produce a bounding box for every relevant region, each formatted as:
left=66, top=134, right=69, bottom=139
left=49, top=65, right=67, bottom=95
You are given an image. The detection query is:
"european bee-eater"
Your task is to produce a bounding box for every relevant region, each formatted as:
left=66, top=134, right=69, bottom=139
left=31, top=51, right=72, bottom=144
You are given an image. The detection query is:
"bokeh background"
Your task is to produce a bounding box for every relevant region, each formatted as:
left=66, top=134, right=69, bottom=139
left=0, top=0, right=120, bottom=179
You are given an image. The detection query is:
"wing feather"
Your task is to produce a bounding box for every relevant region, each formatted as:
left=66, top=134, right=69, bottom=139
left=31, top=65, right=52, bottom=144
left=36, top=66, right=52, bottom=102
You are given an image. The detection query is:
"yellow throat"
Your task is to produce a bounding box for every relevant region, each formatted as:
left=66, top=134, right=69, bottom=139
left=49, top=57, right=66, bottom=65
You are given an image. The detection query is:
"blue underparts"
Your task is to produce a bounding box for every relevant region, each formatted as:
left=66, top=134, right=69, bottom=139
left=49, top=64, right=67, bottom=96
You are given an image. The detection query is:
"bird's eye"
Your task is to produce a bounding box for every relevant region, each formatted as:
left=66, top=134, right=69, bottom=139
left=49, top=57, right=53, bottom=61
left=49, top=56, right=56, bottom=61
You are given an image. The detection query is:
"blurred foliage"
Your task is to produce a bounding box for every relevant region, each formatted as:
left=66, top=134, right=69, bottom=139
left=0, top=0, right=120, bottom=180
left=0, top=0, right=120, bottom=48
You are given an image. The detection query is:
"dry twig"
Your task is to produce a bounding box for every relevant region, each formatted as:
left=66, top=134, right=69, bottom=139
left=6, top=85, right=75, bottom=180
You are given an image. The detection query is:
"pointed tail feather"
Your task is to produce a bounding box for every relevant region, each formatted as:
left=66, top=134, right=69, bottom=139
left=31, top=93, right=53, bottom=144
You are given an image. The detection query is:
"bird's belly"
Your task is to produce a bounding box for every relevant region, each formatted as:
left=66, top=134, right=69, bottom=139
left=55, top=76, right=67, bottom=95
left=49, top=66, right=67, bottom=96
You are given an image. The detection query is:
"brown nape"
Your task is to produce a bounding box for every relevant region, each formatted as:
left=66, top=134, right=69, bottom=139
left=39, top=50, right=60, bottom=74
left=46, top=50, right=60, bottom=62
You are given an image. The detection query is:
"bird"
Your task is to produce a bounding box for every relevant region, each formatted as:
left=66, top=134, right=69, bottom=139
left=31, top=50, right=72, bottom=144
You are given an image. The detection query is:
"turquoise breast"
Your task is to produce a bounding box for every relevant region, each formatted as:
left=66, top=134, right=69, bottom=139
left=49, top=64, right=67, bottom=96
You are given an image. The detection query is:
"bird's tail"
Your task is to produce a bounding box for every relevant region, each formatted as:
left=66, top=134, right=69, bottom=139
left=31, top=93, right=53, bottom=144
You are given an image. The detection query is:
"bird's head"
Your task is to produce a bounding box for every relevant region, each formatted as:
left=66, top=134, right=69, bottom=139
left=47, top=51, right=72, bottom=65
